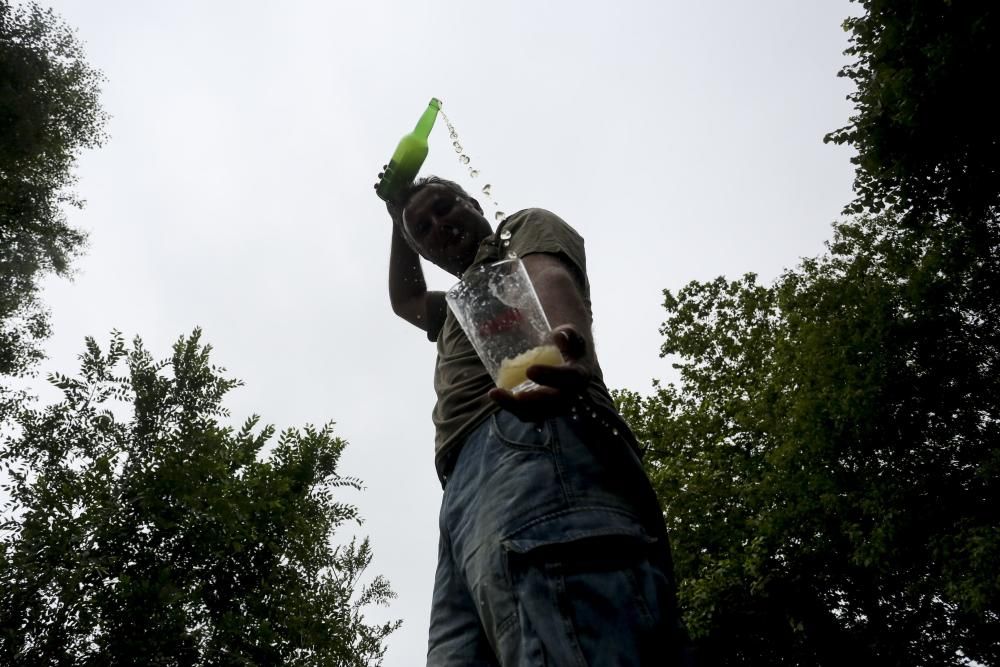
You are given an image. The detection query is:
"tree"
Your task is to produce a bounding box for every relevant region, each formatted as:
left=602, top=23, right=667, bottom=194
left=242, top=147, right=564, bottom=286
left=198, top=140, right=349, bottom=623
left=0, top=330, right=400, bottom=665
left=612, top=3, right=999, bottom=663
left=825, top=1, right=999, bottom=226
left=1, top=1, right=106, bottom=377
left=616, top=210, right=999, bottom=666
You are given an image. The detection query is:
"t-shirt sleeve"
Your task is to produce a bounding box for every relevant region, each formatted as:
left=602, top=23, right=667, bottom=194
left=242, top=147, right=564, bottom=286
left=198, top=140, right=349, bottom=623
left=425, top=291, right=448, bottom=342
left=505, top=208, right=589, bottom=294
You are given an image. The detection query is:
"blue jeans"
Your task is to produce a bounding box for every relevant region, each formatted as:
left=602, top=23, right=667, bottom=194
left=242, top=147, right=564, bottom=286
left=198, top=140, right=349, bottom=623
left=428, top=410, right=689, bottom=666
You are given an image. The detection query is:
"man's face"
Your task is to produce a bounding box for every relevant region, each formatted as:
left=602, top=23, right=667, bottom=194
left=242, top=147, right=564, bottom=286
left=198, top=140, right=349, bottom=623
left=402, top=183, right=493, bottom=276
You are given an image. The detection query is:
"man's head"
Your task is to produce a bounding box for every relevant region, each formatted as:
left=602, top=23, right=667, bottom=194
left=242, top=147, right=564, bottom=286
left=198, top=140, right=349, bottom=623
left=397, top=176, right=493, bottom=276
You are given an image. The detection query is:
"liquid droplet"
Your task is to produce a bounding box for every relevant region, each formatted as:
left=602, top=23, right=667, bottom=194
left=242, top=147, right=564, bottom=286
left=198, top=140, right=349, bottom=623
left=499, top=229, right=512, bottom=240
left=495, top=211, right=506, bottom=221
left=470, top=169, right=479, bottom=178
left=502, top=240, right=510, bottom=248
left=459, top=155, right=470, bottom=164
left=453, top=141, right=463, bottom=153
left=611, top=428, right=619, bottom=436
left=507, top=250, right=517, bottom=259
left=570, top=405, right=577, bottom=413
left=450, top=129, right=458, bottom=140
left=482, top=184, right=492, bottom=196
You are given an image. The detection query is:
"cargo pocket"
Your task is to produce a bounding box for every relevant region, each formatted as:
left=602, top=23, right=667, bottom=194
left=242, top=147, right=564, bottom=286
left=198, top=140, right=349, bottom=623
left=501, top=506, right=657, bottom=560
left=496, top=508, right=665, bottom=666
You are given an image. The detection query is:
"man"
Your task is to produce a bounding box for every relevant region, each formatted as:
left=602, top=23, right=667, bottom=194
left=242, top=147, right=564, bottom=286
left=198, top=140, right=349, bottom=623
left=386, top=177, right=690, bottom=665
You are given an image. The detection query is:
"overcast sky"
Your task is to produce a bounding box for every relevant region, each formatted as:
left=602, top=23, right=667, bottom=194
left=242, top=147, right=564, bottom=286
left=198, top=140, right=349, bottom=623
left=26, top=0, right=858, bottom=662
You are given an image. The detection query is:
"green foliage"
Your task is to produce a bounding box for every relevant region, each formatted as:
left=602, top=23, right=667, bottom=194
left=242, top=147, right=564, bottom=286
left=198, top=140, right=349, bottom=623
left=0, top=330, right=400, bottom=665
left=616, top=212, right=1000, bottom=666
left=617, top=4, right=1000, bottom=663
left=826, top=1, right=1000, bottom=225
left=0, top=1, right=106, bottom=376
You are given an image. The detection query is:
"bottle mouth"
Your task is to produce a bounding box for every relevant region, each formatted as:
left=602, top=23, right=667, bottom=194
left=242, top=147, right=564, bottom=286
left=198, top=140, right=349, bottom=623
left=429, top=97, right=442, bottom=110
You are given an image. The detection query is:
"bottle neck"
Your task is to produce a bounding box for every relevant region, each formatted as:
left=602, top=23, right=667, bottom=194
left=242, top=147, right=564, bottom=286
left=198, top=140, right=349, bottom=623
left=413, top=100, right=440, bottom=140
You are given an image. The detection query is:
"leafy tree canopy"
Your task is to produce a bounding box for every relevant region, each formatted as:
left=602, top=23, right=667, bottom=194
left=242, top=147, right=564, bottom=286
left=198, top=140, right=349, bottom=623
left=616, top=4, right=1000, bottom=663
left=617, top=211, right=999, bottom=666
left=1, top=1, right=106, bottom=376
left=0, top=330, right=400, bottom=665
left=826, top=1, right=999, bottom=226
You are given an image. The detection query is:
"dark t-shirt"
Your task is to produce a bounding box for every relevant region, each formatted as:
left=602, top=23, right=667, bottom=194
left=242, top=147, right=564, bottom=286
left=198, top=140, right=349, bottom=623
left=428, top=208, right=631, bottom=473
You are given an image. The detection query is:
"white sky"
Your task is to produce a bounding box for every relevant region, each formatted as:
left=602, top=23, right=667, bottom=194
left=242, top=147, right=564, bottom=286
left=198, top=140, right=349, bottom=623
left=25, top=0, right=857, bottom=662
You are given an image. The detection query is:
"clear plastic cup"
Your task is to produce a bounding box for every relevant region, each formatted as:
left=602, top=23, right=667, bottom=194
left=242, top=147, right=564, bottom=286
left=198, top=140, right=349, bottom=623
left=445, top=258, right=563, bottom=393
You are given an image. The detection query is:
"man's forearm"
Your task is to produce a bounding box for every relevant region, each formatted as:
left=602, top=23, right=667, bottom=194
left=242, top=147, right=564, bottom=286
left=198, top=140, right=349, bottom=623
left=522, top=254, right=596, bottom=369
left=389, top=223, right=427, bottom=309
left=389, top=221, right=448, bottom=333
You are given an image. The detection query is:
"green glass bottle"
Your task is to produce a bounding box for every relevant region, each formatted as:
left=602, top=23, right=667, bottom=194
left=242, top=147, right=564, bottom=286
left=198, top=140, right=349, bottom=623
left=374, top=98, right=441, bottom=203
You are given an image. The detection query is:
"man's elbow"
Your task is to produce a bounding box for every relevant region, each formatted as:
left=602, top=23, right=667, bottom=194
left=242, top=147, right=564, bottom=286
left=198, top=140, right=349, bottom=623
left=391, top=296, right=425, bottom=327
left=533, top=263, right=581, bottom=298
left=389, top=295, right=404, bottom=317
left=390, top=298, right=411, bottom=320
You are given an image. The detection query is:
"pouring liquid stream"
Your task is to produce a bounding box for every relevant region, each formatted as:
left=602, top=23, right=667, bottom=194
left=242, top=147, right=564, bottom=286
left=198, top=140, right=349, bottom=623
left=437, top=110, right=507, bottom=228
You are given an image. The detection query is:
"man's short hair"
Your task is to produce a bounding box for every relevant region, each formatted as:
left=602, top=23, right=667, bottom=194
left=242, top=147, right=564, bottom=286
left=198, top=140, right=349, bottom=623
left=405, top=176, right=473, bottom=205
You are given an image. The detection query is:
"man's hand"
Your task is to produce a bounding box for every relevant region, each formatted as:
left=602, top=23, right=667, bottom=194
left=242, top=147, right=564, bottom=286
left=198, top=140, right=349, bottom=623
left=488, top=324, right=591, bottom=422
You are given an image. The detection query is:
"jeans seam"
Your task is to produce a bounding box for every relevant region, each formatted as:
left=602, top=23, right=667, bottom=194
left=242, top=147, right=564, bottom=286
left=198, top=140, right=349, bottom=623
left=550, top=566, right=588, bottom=667
left=625, top=565, right=655, bottom=628
left=495, top=608, right=518, bottom=639
left=547, top=416, right=574, bottom=504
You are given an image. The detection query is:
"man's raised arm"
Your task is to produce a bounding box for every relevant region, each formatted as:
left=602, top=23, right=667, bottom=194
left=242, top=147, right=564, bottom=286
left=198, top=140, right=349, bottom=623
left=387, top=203, right=446, bottom=335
